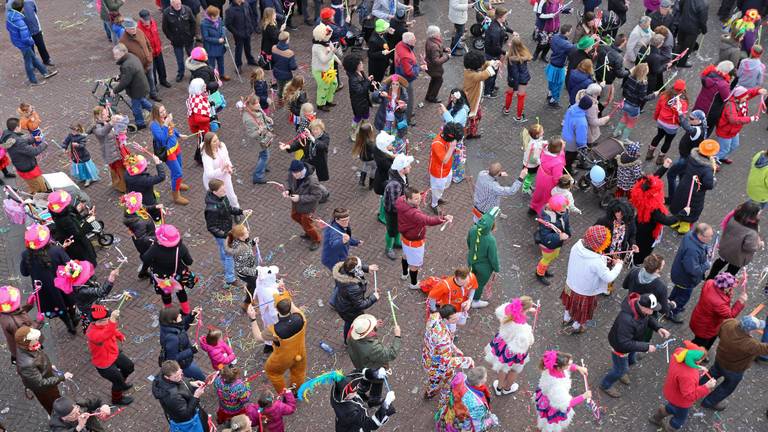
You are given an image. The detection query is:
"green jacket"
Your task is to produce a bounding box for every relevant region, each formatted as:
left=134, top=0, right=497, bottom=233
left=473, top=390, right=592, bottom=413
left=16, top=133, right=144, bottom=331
left=347, top=335, right=400, bottom=370
left=747, top=151, right=768, bottom=203
left=466, top=209, right=500, bottom=272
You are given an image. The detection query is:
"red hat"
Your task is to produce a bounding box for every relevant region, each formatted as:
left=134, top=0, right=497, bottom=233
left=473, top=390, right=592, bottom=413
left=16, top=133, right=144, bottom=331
left=751, top=45, right=763, bottom=58
left=672, top=79, right=686, bottom=92
left=90, top=304, right=109, bottom=320
left=320, top=7, right=334, bottom=21
left=582, top=225, right=611, bottom=253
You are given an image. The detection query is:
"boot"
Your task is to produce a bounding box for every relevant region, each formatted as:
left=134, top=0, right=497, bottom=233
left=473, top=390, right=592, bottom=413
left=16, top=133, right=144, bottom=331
left=661, top=417, right=678, bottom=432
left=368, top=177, right=374, bottom=190
left=358, top=172, right=367, bottom=186
left=2, top=168, right=15, bottom=178
left=172, top=190, right=189, bottom=205
left=61, top=313, right=77, bottom=335
left=112, top=390, right=134, bottom=406
left=179, top=301, right=191, bottom=315
left=645, top=146, right=656, bottom=161
left=656, top=153, right=666, bottom=166
left=535, top=273, right=551, bottom=286
left=649, top=405, right=671, bottom=426
left=179, top=182, right=190, bottom=191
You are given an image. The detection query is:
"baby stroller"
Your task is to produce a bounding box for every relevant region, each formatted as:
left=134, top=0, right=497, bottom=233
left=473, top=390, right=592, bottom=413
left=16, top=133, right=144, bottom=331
left=92, top=77, right=137, bottom=132
left=469, top=8, right=492, bottom=51
left=343, top=24, right=366, bottom=51
left=575, top=137, right=623, bottom=208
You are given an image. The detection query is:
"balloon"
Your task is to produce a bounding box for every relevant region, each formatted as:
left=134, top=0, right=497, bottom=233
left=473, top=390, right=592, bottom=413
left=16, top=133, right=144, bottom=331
left=590, top=165, right=606, bottom=183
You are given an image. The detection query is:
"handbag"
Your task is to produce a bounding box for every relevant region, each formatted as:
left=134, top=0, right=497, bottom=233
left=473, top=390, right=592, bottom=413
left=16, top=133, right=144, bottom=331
left=153, top=247, right=183, bottom=294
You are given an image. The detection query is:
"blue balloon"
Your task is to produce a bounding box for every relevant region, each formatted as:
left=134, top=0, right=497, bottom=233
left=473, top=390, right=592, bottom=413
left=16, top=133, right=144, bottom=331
left=590, top=165, right=606, bottom=183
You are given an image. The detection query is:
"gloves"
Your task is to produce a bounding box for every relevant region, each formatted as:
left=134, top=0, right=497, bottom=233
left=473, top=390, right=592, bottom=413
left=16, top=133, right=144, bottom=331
left=191, top=345, right=199, bottom=354
left=375, top=367, right=387, bottom=379
left=383, top=390, right=396, bottom=408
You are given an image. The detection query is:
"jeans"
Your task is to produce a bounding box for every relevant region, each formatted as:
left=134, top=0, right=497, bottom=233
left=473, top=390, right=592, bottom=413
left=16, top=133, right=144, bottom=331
left=182, top=361, right=206, bottom=381
left=21, top=47, right=48, bottom=83
left=130, top=97, right=154, bottom=127
left=700, top=361, right=744, bottom=407
left=252, top=149, right=270, bottom=183
left=450, top=23, right=465, bottom=54
left=484, top=64, right=497, bottom=95
left=233, top=35, right=255, bottom=68
left=173, top=43, right=194, bottom=78
left=153, top=54, right=168, bottom=85
left=600, top=352, right=636, bottom=389
left=669, top=285, right=694, bottom=315
left=665, top=402, right=690, bottom=430
left=102, top=20, right=112, bottom=41
left=716, top=134, right=740, bottom=161
left=214, top=237, right=236, bottom=283
left=146, top=69, right=158, bottom=98
left=31, top=32, right=51, bottom=65
left=209, top=55, right=225, bottom=77
left=666, top=157, right=687, bottom=198
left=343, top=318, right=353, bottom=343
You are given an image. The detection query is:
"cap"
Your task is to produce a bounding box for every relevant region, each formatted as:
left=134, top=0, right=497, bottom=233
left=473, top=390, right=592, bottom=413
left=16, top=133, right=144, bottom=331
left=578, top=95, right=593, bottom=110
left=122, top=18, right=137, bottom=29
left=638, top=293, right=661, bottom=311
left=52, top=397, right=76, bottom=418
left=350, top=314, right=377, bottom=340
left=289, top=159, right=305, bottom=172
left=320, top=7, right=334, bottom=20
left=672, top=79, right=686, bottom=92
left=139, top=9, right=151, bottom=19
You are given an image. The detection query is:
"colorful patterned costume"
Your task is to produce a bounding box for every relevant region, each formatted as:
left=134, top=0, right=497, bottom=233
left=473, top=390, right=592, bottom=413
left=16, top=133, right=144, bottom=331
left=422, top=312, right=475, bottom=402
left=435, top=372, right=499, bottom=431
left=533, top=365, right=585, bottom=431
left=484, top=302, right=535, bottom=374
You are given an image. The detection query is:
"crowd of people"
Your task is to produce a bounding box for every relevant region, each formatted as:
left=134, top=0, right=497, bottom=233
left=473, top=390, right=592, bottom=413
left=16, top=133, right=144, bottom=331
left=3, top=0, right=768, bottom=430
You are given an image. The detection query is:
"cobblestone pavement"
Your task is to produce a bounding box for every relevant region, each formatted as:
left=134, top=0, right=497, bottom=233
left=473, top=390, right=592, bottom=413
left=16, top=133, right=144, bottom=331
left=1, top=0, right=768, bottom=431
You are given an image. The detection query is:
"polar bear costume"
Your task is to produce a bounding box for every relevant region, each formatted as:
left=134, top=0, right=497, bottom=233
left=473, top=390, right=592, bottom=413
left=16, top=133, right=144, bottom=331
left=256, top=265, right=280, bottom=346
left=484, top=302, right=535, bottom=373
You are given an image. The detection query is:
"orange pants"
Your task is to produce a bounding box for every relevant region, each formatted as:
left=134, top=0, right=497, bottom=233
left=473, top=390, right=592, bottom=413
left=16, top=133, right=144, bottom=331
left=265, top=351, right=307, bottom=393
left=291, top=209, right=321, bottom=242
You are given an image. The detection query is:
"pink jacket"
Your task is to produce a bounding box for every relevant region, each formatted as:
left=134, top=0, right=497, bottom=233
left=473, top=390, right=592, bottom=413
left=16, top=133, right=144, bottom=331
left=199, top=336, right=235, bottom=370
left=246, top=391, right=297, bottom=432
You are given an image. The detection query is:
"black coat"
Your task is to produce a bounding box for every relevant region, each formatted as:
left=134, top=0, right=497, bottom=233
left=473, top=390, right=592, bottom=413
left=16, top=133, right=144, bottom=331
left=151, top=373, right=201, bottom=423
left=125, top=165, right=166, bottom=207
left=484, top=21, right=507, bottom=59
left=159, top=314, right=197, bottom=369
left=331, top=262, right=377, bottom=322
left=20, top=246, right=73, bottom=317
left=675, top=0, right=708, bottom=36
left=162, top=4, right=196, bottom=47
left=289, top=132, right=330, bottom=181
left=669, top=150, right=715, bottom=221
left=331, top=378, right=396, bottom=431
left=123, top=211, right=156, bottom=256
left=622, top=267, right=672, bottom=316
left=607, top=292, right=663, bottom=354
left=186, top=58, right=220, bottom=93
left=261, top=24, right=279, bottom=55
left=373, top=147, right=394, bottom=195
left=203, top=191, right=242, bottom=238
left=646, top=46, right=667, bottom=92
left=367, top=32, right=392, bottom=82
left=49, top=397, right=105, bottom=432
left=73, top=280, right=114, bottom=317
left=595, top=45, right=628, bottom=85
left=142, top=242, right=193, bottom=278
left=62, top=133, right=92, bottom=163
left=51, top=207, right=98, bottom=266
left=225, top=2, right=255, bottom=39
left=348, top=72, right=373, bottom=118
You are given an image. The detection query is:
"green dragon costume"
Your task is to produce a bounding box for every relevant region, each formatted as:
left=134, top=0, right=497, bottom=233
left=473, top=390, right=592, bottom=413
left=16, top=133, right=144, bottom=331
left=466, top=207, right=500, bottom=301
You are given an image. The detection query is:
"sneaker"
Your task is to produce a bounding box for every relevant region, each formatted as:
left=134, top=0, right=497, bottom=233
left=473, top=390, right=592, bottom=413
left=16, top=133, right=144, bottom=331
left=544, top=270, right=554, bottom=277
left=502, top=383, right=519, bottom=394
left=43, top=70, right=58, bottom=79
left=536, top=274, right=551, bottom=286
left=721, top=158, right=733, bottom=165
left=160, top=81, right=173, bottom=88
left=503, top=108, right=510, bottom=115
left=514, top=115, right=528, bottom=123
left=309, top=242, right=320, bottom=251
left=485, top=91, right=499, bottom=99
left=600, top=385, right=621, bottom=398
left=29, top=80, right=47, bottom=87
left=135, top=124, right=147, bottom=131
left=409, top=283, right=420, bottom=290
left=471, top=300, right=489, bottom=308
left=492, top=379, right=503, bottom=396
left=400, top=273, right=408, bottom=280
left=385, top=249, right=397, bottom=260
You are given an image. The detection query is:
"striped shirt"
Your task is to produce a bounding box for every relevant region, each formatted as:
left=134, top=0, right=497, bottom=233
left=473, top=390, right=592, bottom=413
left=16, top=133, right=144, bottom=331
left=473, top=170, right=521, bottom=213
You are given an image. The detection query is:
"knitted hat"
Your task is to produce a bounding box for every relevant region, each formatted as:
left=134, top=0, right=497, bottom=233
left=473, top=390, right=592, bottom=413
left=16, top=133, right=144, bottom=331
left=731, top=85, right=749, bottom=99
left=54, top=260, right=95, bottom=295
left=350, top=314, right=377, bottom=340
left=391, top=154, right=414, bottom=171
left=638, top=293, right=661, bottom=311
left=47, top=190, right=72, bottom=214
left=548, top=195, right=569, bottom=212
left=139, top=9, right=151, bottom=19
left=155, top=224, right=181, bottom=247
left=716, top=60, right=735, bottom=74
left=713, top=272, right=737, bottom=289
left=320, top=7, right=334, bottom=21
left=672, top=340, right=706, bottom=369
left=660, top=0, right=673, bottom=7
left=374, top=19, right=389, bottom=33
left=25, top=224, right=50, bottom=250
left=740, top=315, right=766, bottom=332
left=578, top=95, right=593, bottom=110
left=582, top=225, right=611, bottom=252
left=90, top=304, right=109, bottom=321
left=0, top=286, right=21, bottom=313
left=698, top=139, right=720, bottom=157
left=375, top=131, right=396, bottom=153
left=121, top=192, right=143, bottom=214
left=125, top=154, right=148, bottom=176
left=625, top=141, right=641, bottom=157
left=690, top=109, right=706, bottom=122
left=751, top=44, right=763, bottom=58
left=289, top=159, right=305, bottom=172
left=122, top=18, right=137, bottom=29
left=52, top=397, right=76, bottom=418
left=190, top=46, right=208, bottom=61
left=576, top=35, right=595, bottom=51
left=672, top=79, right=686, bottom=92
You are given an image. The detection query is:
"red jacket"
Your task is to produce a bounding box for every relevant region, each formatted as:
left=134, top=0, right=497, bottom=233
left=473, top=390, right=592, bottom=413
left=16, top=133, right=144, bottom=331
left=395, top=195, right=445, bottom=241
left=662, top=347, right=712, bottom=408
left=138, top=19, right=163, bottom=57
left=653, top=92, right=687, bottom=126
left=394, top=41, right=421, bottom=82
left=689, top=279, right=745, bottom=339
left=716, top=88, right=761, bottom=138
left=87, top=320, right=125, bottom=368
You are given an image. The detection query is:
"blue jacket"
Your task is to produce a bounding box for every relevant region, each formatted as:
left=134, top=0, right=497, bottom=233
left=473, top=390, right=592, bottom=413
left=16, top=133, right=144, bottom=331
left=536, top=208, right=571, bottom=250
left=271, top=41, right=297, bottom=81
left=159, top=314, right=197, bottom=369
left=200, top=15, right=226, bottom=58
left=561, top=104, right=588, bottom=152
left=549, top=34, right=573, bottom=68
left=6, top=9, right=33, bottom=49
left=567, top=69, right=594, bottom=105
left=321, top=220, right=360, bottom=270
left=19, top=0, right=40, bottom=35
left=670, top=230, right=711, bottom=288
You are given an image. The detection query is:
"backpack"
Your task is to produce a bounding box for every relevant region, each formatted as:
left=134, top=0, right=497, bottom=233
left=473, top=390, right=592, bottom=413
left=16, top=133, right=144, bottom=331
left=152, top=137, right=168, bottom=162
left=418, top=276, right=447, bottom=294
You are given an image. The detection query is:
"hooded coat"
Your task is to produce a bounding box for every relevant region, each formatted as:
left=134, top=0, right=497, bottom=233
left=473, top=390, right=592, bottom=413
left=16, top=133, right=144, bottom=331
left=607, top=292, right=663, bottom=354
left=321, top=220, right=360, bottom=270
left=331, top=261, right=376, bottom=322
left=693, top=65, right=731, bottom=121
left=622, top=266, right=672, bottom=316
left=466, top=211, right=500, bottom=289
left=185, top=57, right=220, bottom=93
left=668, top=149, right=716, bottom=221
left=561, top=104, right=589, bottom=152
left=159, top=313, right=197, bottom=369
left=689, top=280, right=746, bottom=339
left=662, top=347, right=711, bottom=408
left=2, top=128, right=45, bottom=173
left=151, top=373, right=204, bottom=423
left=5, top=8, right=34, bottom=50
left=670, top=229, right=711, bottom=288
left=747, top=151, right=768, bottom=203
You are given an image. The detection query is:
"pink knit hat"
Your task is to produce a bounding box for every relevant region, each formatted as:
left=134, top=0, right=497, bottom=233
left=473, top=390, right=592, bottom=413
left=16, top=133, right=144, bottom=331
left=47, top=190, right=72, bottom=214
left=548, top=195, right=569, bottom=213
left=24, top=224, right=51, bottom=250
left=125, top=154, right=148, bottom=176
left=156, top=224, right=181, bottom=247
left=54, top=260, right=95, bottom=294
left=120, top=192, right=143, bottom=214
left=0, top=286, right=21, bottom=313
left=190, top=46, right=208, bottom=61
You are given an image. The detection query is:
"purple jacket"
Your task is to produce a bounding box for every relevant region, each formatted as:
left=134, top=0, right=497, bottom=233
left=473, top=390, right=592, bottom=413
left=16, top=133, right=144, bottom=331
left=693, top=66, right=732, bottom=113
left=643, top=0, right=660, bottom=12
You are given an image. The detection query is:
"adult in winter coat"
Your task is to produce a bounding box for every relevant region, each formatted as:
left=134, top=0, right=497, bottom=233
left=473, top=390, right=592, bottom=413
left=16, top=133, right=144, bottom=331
left=467, top=207, right=500, bottom=307
left=86, top=305, right=135, bottom=405
left=561, top=96, right=591, bottom=173
left=483, top=8, right=512, bottom=98
left=693, top=62, right=733, bottom=137
left=394, top=32, right=422, bottom=123
left=343, top=53, right=374, bottom=141
left=120, top=19, right=159, bottom=102
left=0, top=285, right=41, bottom=365
left=669, top=147, right=717, bottom=233
left=484, top=297, right=535, bottom=396
left=566, top=59, right=594, bottom=105
left=714, top=86, right=767, bottom=163
left=599, top=293, right=670, bottom=398
left=331, top=257, right=379, bottom=342
left=11, top=0, right=52, bottom=68
left=48, top=194, right=98, bottom=266
left=575, top=84, right=610, bottom=145
left=448, top=0, right=470, bottom=55
left=690, top=273, right=747, bottom=351
left=2, top=118, right=47, bottom=193
left=205, top=181, right=245, bottom=286
left=271, top=32, right=297, bottom=97
left=330, top=370, right=397, bottom=432
left=141, top=224, right=195, bottom=310
left=49, top=396, right=111, bottom=432
left=368, top=19, right=395, bottom=83
left=668, top=223, right=714, bottom=323
left=112, top=45, right=153, bottom=130
left=595, top=199, right=637, bottom=261
left=321, top=208, right=361, bottom=270
left=158, top=306, right=206, bottom=381
left=162, top=0, right=196, bottom=81
left=747, top=150, right=768, bottom=206
left=529, top=138, right=565, bottom=214
left=5, top=0, right=55, bottom=85
left=139, top=9, right=171, bottom=89
left=125, top=154, right=166, bottom=220
left=651, top=341, right=715, bottom=431
left=201, top=6, right=228, bottom=79
left=546, top=26, right=574, bottom=107
left=285, top=160, right=324, bottom=250
left=674, top=0, right=708, bottom=67
left=20, top=224, right=79, bottom=333
left=347, top=314, right=401, bottom=371
left=382, top=153, right=412, bottom=258
left=624, top=16, right=653, bottom=69
left=152, top=360, right=209, bottom=431
left=14, top=326, right=68, bottom=414
left=424, top=26, right=450, bottom=103
left=708, top=201, right=762, bottom=278
left=225, top=0, right=257, bottom=70
left=629, top=173, right=678, bottom=264
left=718, top=30, right=746, bottom=70
left=623, top=254, right=674, bottom=321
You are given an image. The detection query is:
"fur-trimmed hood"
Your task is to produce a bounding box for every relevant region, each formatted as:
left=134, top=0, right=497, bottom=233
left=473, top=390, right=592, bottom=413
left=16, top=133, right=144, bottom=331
left=332, top=261, right=363, bottom=285
left=537, top=369, right=573, bottom=412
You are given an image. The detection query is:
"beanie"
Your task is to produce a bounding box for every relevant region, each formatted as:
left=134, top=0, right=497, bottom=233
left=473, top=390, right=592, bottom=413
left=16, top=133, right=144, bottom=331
left=740, top=315, right=766, bottom=332
left=713, top=272, right=737, bottom=289
left=582, top=225, right=611, bottom=252
left=578, top=95, right=593, bottom=110
left=52, top=397, right=76, bottom=418
left=289, top=160, right=305, bottom=172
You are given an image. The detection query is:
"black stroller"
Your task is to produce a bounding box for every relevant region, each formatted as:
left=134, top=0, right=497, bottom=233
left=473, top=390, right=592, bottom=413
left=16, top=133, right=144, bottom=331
left=91, top=77, right=137, bottom=132
left=575, top=137, right=623, bottom=208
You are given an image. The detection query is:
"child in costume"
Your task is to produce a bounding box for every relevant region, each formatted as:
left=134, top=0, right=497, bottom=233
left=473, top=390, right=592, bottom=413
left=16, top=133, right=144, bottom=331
left=435, top=366, right=499, bottom=431
left=61, top=123, right=100, bottom=187
left=535, top=195, right=572, bottom=286
left=255, top=265, right=282, bottom=354
left=485, top=297, right=536, bottom=395
left=466, top=207, right=500, bottom=308
left=200, top=328, right=236, bottom=370
left=18, top=102, right=43, bottom=143
left=247, top=389, right=297, bottom=432
left=521, top=123, right=547, bottom=195
left=54, top=260, right=119, bottom=333
left=120, top=192, right=158, bottom=279
left=423, top=304, right=475, bottom=402
left=550, top=175, right=581, bottom=214
left=615, top=141, right=643, bottom=198
left=534, top=350, right=590, bottom=432
left=213, top=366, right=252, bottom=424
left=111, top=114, right=131, bottom=158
